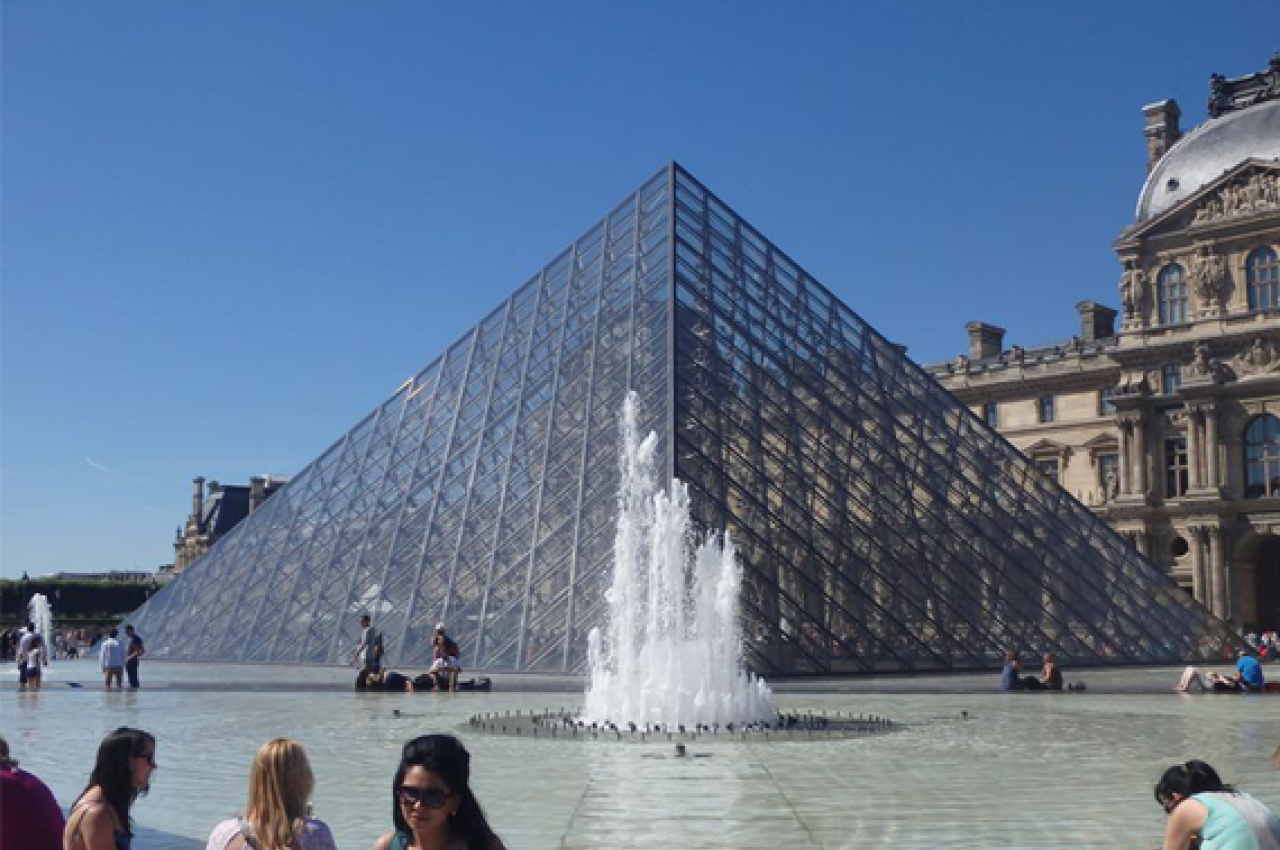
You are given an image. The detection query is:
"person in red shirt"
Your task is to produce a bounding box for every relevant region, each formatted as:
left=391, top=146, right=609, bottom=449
left=0, top=735, right=65, bottom=850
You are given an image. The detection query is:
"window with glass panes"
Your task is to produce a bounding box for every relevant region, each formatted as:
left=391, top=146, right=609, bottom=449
left=1098, top=453, right=1120, bottom=492
left=1244, top=414, right=1280, bottom=498
left=1247, top=247, right=1279, bottom=311
left=1165, top=437, right=1189, bottom=498
left=1157, top=264, right=1188, bottom=325
left=983, top=401, right=998, bottom=428
left=1036, top=458, right=1060, bottom=484
left=1037, top=395, right=1055, bottom=423
left=1161, top=364, right=1182, bottom=395
left=1099, top=386, right=1117, bottom=416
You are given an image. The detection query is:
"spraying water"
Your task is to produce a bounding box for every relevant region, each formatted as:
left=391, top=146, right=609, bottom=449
left=582, top=393, right=774, bottom=727
left=29, top=593, right=54, bottom=659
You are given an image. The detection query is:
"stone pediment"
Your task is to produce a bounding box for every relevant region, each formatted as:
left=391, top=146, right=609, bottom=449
left=1024, top=438, right=1073, bottom=459
left=1081, top=433, right=1119, bottom=452
left=1126, top=160, right=1280, bottom=241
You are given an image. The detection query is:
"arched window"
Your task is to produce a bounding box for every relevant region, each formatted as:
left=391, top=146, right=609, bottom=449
left=1247, top=247, right=1280, bottom=311
left=1244, top=414, right=1280, bottom=499
left=1157, top=263, right=1188, bottom=325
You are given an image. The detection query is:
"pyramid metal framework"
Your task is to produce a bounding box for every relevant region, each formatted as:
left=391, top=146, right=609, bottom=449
left=127, top=164, right=1241, bottom=674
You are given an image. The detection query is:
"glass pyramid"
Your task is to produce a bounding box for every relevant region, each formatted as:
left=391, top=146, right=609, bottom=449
left=127, top=164, right=1240, bottom=674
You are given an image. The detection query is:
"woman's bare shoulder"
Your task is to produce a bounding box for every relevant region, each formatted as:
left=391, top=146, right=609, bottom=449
left=372, top=830, right=396, bottom=850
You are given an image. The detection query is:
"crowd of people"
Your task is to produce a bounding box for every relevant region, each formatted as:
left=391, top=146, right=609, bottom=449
left=8, top=621, right=147, bottom=691
left=1, top=626, right=98, bottom=662
left=1, top=729, right=507, bottom=850
left=5, top=729, right=1279, bottom=850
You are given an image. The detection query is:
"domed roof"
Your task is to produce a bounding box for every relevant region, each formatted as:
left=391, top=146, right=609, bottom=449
left=1136, top=98, right=1280, bottom=223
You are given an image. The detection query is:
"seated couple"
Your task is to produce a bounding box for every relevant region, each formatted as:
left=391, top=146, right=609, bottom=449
left=356, top=668, right=492, bottom=692
left=1000, top=651, right=1065, bottom=692
left=1175, top=650, right=1266, bottom=693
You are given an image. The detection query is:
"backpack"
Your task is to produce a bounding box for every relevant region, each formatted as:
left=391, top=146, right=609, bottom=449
left=443, top=637, right=460, bottom=658
left=370, top=629, right=385, bottom=661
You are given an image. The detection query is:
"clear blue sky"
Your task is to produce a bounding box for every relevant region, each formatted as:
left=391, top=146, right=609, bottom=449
left=2, top=2, right=1276, bottom=578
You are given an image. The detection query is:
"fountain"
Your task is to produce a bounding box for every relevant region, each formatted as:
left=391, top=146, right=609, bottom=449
left=581, top=393, right=774, bottom=727
left=29, top=592, right=55, bottom=662
left=468, top=396, right=896, bottom=742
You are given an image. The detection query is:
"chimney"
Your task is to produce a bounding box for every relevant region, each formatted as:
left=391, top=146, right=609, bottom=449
left=1075, top=301, right=1117, bottom=342
left=191, top=477, right=206, bottom=532
left=249, top=476, right=266, bottom=513
left=965, top=321, right=1006, bottom=360
left=1142, top=100, right=1181, bottom=173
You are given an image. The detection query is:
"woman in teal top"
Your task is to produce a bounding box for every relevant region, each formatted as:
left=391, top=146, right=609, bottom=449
left=372, top=735, right=505, bottom=850
left=1154, top=760, right=1280, bottom=850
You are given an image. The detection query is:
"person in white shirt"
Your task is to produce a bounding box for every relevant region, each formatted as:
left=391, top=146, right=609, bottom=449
left=16, top=623, right=36, bottom=688
left=23, top=634, right=49, bottom=690
left=99, top=628, right=125, bottom=690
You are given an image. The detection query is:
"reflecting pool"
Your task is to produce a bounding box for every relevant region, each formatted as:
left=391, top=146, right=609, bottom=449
left=5, top=661, right=1279, bottom=850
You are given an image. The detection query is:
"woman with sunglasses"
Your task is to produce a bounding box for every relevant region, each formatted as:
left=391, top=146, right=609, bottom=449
left=206, top=738, right=337, bottom=850
left=1154, top=759, right=1280, bottom=850
left=374, top=734, right=504, bottom=850
left=63, top=727, right=157, bottom=850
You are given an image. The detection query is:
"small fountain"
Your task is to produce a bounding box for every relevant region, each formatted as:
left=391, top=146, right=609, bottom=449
left=581, top=393, right=774, bottom=727
left=467, top=394, right=899, bottom=743
left=29, top=593, right=55, bottom=662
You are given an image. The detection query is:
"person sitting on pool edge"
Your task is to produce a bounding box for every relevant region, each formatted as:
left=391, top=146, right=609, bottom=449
left=1154, top=759, right=1280, bottom=850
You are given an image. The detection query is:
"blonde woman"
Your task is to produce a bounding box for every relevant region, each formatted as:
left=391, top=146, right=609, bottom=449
left=206, top=739, right=337, bottom=850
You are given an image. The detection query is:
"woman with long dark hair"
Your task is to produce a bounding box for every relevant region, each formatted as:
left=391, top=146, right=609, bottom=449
left=373, top=734, right=504, bottom=850
left=63, top=727, right=157, bottom=850
left=1154, top=759, right=1280, bottom=850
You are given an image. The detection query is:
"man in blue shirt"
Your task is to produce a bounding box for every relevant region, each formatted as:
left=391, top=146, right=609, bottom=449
left=1235, top=649, right=1265, bottom=692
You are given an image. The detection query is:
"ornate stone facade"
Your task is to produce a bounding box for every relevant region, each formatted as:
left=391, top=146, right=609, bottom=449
left=173, top=475, right=286, bottom=572
left=929, top=57, right=1280, bottom=631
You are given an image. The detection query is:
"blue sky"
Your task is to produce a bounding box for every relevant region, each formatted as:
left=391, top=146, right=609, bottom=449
left=2, top=2, right=1276, bottom=578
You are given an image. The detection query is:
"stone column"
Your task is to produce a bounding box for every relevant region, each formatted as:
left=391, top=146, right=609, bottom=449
left=1133, top=416, right=1149, bottom=497
left=1119, top=421, right=1133, bottom=494
left=1208, top=527, right=1227, bottom=618
left=1189, top=527, right=1207, bottom=606
left=1204, top=403, right=1220, bottom=489
left=1186, top=406, right=1203, bottom=490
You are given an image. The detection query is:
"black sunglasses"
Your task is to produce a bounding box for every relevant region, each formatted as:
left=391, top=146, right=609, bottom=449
left=398, top=785, right=452, bottom=809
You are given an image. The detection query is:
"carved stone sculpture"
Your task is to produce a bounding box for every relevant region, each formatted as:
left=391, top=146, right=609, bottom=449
left=1119, top=263, right=1145, bottom=321
left=1193, top=171, right=1280, bottom=225
left=1233, top=338, right=1280, bottom=377
left=1191, top=250, right=1226, bottom=313
left=1186, top=342, right=1213, bottom=378
left=1104, top=469, right=1120, bottom=502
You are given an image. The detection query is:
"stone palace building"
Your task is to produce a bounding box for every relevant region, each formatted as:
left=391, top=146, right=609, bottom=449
left=928, top=55, right=1280, bottom=632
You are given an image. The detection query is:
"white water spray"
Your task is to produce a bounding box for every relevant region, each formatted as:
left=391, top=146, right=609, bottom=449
left=29, top=593, right=54, bottom=660
left=582, top=393, right=774, bottom=727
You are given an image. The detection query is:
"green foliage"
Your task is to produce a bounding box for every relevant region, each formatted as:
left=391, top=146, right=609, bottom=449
left=0, top=578, right=155, bottom=623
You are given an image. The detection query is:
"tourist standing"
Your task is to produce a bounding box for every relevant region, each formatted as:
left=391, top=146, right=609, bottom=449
left=123, top=625, right=145, bottom=690
left=373, top=734, right=505, bottom=850
left=23, top=633, right=49, bottom=690
left=100, top=629, right=125, bottom=690
left=1154, top=759, right=1280, bottom=850
left=351, top=614, right=384, bottom=675
left=1, top=736, right=65, bottom=850
left=205, top=738, right=337, bottom=850
left=16, top=622, right=36, bottom=688
left=63, top=727, right=157, bottom=850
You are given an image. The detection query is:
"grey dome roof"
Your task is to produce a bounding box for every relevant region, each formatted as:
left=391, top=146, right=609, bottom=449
left=1136, top=98, right=1280, bottom=223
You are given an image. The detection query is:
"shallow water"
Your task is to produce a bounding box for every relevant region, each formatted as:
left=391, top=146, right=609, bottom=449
left=5, top=660, right=1280, bottom=850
